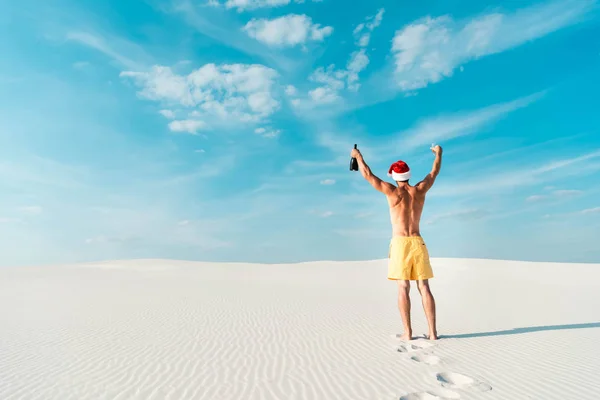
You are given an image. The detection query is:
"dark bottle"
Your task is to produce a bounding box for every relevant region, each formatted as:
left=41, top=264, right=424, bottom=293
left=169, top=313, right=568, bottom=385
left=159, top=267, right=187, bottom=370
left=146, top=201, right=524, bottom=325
left=350, top=144, right=359, bottom=171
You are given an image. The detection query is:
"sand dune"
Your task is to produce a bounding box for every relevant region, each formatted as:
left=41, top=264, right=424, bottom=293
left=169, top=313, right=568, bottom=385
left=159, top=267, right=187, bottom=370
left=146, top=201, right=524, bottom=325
left=0, top=258, right=599, bottom=399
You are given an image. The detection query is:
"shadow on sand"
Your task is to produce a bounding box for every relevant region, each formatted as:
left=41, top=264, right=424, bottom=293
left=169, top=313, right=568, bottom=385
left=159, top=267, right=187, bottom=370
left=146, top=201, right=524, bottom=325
left=441, top=322, right=600, bottom=339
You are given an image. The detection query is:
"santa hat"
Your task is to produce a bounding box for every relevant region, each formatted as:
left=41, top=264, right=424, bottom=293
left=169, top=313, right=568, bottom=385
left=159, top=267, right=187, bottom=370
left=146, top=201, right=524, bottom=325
left=388, top=160, right=411, bottom=181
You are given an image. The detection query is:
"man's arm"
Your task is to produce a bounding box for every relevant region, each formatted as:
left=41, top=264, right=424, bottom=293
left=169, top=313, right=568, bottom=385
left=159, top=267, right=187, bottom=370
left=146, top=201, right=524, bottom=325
left=416, top=145, right=443, bottom=192
left=352, top=149, right=395, bottom=195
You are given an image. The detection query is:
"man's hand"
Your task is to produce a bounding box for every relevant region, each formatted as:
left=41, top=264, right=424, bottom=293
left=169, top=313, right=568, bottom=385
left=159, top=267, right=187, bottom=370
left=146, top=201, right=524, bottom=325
left=351, top=148, right=361, bottom=158
left=431, top=144, right=443, bottom=156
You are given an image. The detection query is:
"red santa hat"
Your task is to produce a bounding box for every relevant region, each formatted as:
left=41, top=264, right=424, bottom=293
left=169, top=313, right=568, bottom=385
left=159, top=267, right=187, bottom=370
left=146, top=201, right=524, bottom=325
left=388, top=160, right=411, bottom=181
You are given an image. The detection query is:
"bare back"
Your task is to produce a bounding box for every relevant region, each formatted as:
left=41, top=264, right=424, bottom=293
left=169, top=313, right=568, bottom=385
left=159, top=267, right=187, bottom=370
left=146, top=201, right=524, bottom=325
left=386, top=185, right=427, bottom=237
left=352, top=146, right=442, bottom=237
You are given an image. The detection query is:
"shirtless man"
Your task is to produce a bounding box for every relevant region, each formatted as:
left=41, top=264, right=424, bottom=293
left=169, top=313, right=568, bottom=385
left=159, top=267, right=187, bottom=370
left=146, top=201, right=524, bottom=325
left=350, top=145, right=442, bottom=341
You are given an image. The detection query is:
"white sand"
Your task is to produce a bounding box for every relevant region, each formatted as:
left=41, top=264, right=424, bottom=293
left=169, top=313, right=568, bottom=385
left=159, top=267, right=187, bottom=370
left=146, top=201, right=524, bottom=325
left=1, top=258, right=599, bottom=400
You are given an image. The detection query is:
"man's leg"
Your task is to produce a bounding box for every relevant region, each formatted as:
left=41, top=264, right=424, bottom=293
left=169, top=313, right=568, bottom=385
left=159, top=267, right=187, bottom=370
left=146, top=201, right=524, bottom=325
left=397, top=280, right=412, bottom=340
left=417, top=280, right=437, bottom=340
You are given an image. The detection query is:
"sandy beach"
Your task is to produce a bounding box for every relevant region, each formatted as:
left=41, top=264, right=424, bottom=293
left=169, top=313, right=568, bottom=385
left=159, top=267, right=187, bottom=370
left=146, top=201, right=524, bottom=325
left=1, top=257, right=599, bottom=399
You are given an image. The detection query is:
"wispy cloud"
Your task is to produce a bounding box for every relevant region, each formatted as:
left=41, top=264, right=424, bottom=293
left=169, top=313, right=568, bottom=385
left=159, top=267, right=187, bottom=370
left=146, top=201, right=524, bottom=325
left=209, top=0, right=320, bottom=12
left=526, top=195, right=548, bottom=202
left=66, top=31, right=145, bottom=70
left=254, top=126, right=281, bottom=138
left=526, top=189, right=583, bottom=202
left=398, top=91, right=545, bottom=151
left=243, top=14, right=333, bottom=47
left=535, top=150, right=600, bottom=173
left=320, top=179, right=336, bottom=185
left=581, top=207, right=600, bottom=214
left=353, top=8, right=385, bottom=47
left=433, top=149, right=600, bottom=197
left=307, top=209, right=334, bottom=218
left=297, top=8, right=386, bottom=106
left=391, top=0, right=595, bottom=91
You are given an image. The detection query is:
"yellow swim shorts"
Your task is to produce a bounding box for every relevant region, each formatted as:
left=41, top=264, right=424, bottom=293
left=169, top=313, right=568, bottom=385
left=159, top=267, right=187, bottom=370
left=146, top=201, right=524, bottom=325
left=388, top=236, right=434, bottom=281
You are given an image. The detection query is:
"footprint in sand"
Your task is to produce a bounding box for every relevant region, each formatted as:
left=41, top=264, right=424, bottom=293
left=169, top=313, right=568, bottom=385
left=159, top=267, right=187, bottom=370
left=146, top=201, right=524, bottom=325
left=396, top=340, right=434, bottom=353
left=399, top=388, right=460, bottom=400
left=410, top=354, right=441, bottom=365
left=436, top=372, right=492, bottom=392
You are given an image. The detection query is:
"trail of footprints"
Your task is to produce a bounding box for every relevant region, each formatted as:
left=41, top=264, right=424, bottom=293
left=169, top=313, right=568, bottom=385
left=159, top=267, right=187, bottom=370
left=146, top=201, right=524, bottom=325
left=394, top=335, right=492, bottom=399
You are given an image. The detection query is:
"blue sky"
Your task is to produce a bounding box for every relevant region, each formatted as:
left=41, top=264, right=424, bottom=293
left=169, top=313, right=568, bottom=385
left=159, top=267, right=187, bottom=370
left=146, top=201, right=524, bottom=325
left=1, top=0, right=599, bottom=266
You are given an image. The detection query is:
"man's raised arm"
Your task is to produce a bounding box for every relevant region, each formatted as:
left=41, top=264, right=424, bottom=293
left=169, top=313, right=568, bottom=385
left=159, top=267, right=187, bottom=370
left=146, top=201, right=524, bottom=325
left=351, top=148, right=395, bottom=195
left=416, top=145, right=443, bottom=192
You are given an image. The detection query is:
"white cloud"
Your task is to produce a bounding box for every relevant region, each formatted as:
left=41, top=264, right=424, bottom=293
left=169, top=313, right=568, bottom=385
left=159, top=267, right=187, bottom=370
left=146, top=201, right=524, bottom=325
left=243, top=14, right=333, bottom=47
left=353, top=8, right=385, bottom=47
left=399, top=92, right=544, bottom=151
left=320, top=179, right=336, bottom=185
left=195, top=149, right=206, bottom=153
left=304, top=9, right=384, bottom=104
left=121, top=66, right=191, bottom=104
left=307, top=208, right=335, bottom=218
left=346, top=49, right=370, bottom=91
left=210, top=0, right=320, bottom=11
left=254, top=127, right=281, bottom=138
left=177, top=220, right=190, bottom=226
left=526, top=195, right=547, bottom=202
left=310, top=66, right=346, bottom=91
left=581, top=207, right=600, bottom=215
left=159, top=109, right=176, bottom=119
left=285, top=85, right=298, bottom=96
left=307, top=63, right=351, bottom=103
left=168, top=120, right=207, bottom=134
left=527, top=189, right=583, bottom=202
left=120, top=63, right=280, bottom=130
left=391, top=0, right=594, bottom=91
left=308, top=86, right=340, bottom=104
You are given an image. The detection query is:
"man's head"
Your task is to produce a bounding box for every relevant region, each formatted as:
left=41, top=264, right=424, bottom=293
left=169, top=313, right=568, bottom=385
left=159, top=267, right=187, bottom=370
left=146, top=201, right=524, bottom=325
left=388, top=160, right=411, bottom=182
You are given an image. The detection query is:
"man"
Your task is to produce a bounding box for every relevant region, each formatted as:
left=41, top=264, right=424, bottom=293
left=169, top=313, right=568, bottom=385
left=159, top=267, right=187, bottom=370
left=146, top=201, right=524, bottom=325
left=350, top=145, right=442, bottom=341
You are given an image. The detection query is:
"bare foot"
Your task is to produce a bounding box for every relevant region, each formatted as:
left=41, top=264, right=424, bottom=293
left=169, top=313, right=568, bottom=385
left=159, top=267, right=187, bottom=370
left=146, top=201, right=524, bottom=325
left=426, top=332, right=438, bottom=341
left=397, top=332, right=413, bottom=341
